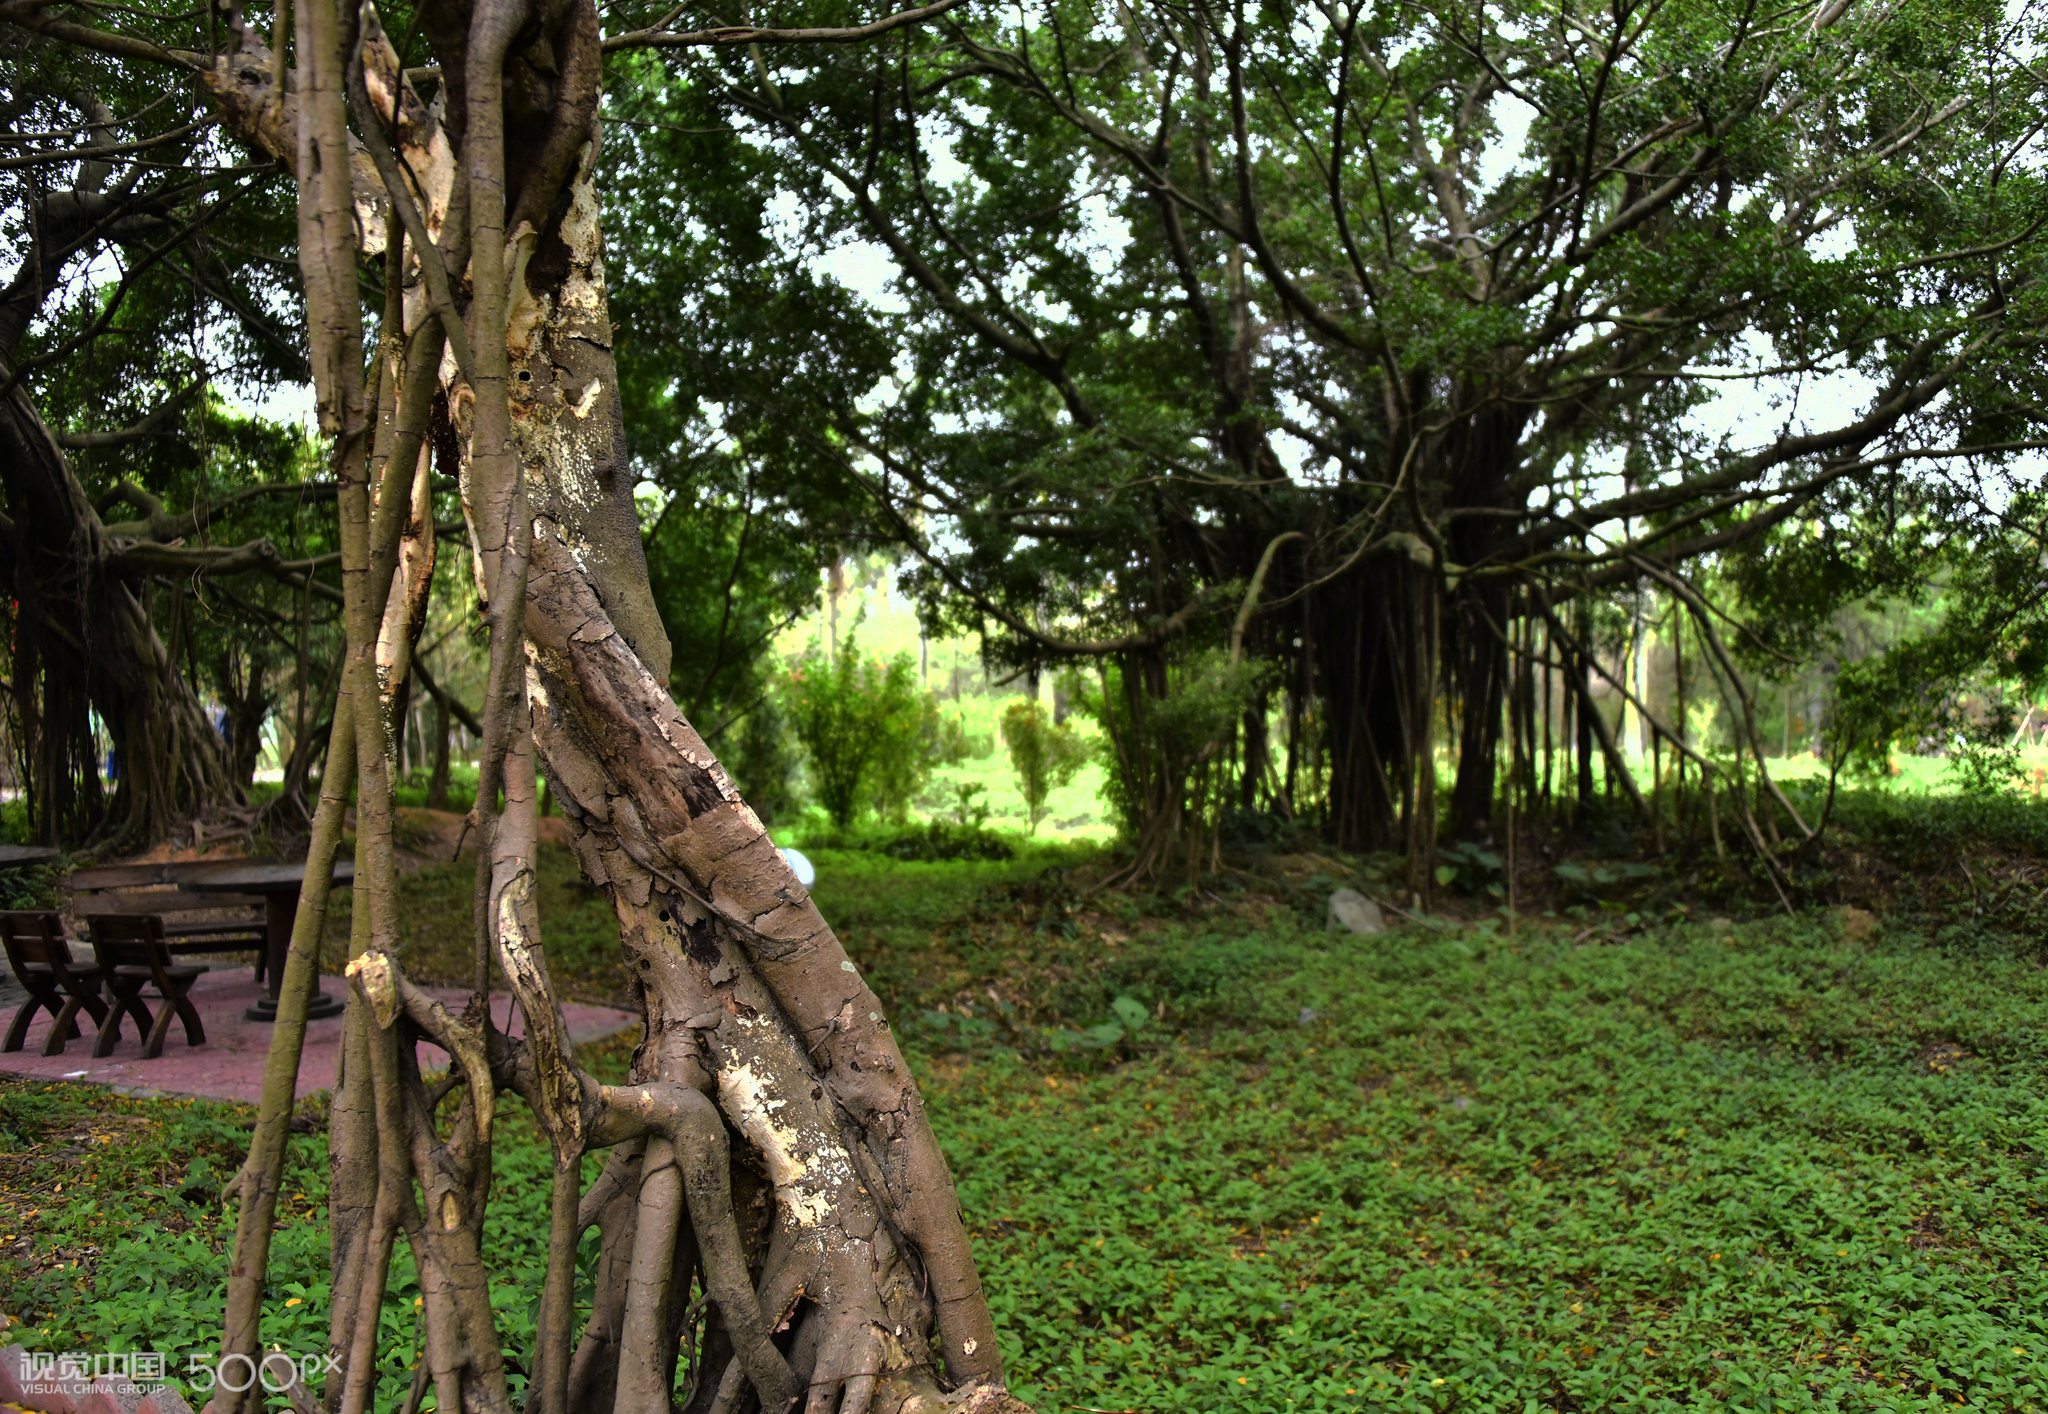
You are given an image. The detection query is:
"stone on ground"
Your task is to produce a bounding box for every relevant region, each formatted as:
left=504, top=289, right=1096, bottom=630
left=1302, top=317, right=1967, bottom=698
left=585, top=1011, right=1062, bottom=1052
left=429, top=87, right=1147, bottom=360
left=1327, top=888, right=1385, bottom=935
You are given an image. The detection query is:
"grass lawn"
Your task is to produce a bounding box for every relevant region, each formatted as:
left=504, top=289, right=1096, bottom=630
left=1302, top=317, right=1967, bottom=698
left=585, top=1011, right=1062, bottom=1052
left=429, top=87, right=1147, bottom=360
left=5, top=841, right=2048, bottom=1411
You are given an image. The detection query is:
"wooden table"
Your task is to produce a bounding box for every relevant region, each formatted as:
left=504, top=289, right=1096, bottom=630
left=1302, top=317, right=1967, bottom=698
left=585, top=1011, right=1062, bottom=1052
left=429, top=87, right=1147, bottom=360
left=0, top=845, right=59, bottom=870
left=179, top=859, right=355, bottom=1021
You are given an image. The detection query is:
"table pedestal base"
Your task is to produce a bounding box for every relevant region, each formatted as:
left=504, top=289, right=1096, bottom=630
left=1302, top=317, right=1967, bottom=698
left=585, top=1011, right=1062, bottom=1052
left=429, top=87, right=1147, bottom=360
left=247, top=990, right=347, bottom=1022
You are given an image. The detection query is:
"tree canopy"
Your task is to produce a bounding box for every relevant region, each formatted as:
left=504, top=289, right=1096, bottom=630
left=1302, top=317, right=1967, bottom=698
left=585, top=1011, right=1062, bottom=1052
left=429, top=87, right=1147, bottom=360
left=590, top=0, right=2048, bottom=876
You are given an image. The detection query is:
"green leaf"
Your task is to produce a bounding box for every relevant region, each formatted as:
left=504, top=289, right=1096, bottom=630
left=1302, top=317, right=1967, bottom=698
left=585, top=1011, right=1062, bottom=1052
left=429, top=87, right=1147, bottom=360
left=1110, top=996, right=1150, bottom=1032
left=1435, top=864, right=1459, bottom=887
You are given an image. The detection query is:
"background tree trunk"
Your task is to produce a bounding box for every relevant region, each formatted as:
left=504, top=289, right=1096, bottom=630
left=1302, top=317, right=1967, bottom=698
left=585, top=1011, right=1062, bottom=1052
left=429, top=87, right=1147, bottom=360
left=0, top=365, right=238, bottom=849
left=427, top=687, right=452, bottom=808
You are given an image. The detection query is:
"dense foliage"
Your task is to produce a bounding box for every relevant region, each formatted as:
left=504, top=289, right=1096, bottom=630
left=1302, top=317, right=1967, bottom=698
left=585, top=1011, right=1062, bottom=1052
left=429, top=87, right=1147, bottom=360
left=0, top=19, right=344, bottom=845
left=782, top=630, right=945, bottom=826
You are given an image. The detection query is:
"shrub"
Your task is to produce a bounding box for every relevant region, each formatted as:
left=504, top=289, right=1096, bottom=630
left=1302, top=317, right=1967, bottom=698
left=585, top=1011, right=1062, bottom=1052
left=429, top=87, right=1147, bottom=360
left=0, top=862, right=62, bottom=911
left=880, top=820, right=1015, bottom=861
left=1067, top=650, right=1265, bottom=845
left=782, top=629, right=944, bottom=828
left=1001, top=699, right=1088, bottom=834
left=1948, top=706, right=2027, bottom=797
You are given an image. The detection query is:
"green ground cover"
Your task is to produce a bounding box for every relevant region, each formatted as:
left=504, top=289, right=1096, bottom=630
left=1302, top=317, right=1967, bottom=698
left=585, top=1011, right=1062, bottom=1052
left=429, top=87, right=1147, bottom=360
left=936, top=914, right=2048, bottom=1411
left=4, top=832, right=2048, bottom=1410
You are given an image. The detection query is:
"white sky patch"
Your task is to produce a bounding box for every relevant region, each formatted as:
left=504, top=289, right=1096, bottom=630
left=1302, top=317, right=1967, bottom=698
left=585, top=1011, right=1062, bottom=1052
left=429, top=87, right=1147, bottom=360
left=1473, top=94, right=1538, bottom=194
left=791, top=179, right=911, bottom=315
left=923, top=127, right=971, bottom=188
left=252, top=381, right=318, bottom=433
left=814, top=240, right=909, bottom=313
left=1076, top=191, right=1129, bottom=278
left=1805, top=217, right=1859, bottom=262
left=1270, top=425, right=1321, bottom=485
left=1682, top=327, right=1878, bottom=445
left=1271, top=388, right=1329, bottom=485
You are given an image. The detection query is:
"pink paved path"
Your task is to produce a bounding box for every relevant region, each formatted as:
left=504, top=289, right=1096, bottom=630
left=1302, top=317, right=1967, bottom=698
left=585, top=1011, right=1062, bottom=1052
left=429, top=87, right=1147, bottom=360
left=0, top=967, right=637, bottom=1104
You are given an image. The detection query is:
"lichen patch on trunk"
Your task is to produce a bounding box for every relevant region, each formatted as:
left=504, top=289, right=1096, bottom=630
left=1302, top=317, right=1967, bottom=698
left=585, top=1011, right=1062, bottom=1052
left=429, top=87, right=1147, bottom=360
left=717, top=1024, right=857, bottom=1232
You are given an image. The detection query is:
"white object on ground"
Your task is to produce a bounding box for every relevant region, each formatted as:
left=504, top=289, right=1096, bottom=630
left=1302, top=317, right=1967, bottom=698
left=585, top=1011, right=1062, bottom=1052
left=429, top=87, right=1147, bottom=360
left=1327, top=887, right=1385, bottom=935
left=779, top=847, right=817, bottom=889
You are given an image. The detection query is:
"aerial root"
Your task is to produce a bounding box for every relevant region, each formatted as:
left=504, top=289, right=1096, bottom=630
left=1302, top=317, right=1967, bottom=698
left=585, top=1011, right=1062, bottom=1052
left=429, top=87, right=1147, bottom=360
left=807, top=1320, right=884, bottom=1414
left=597, top=1081, right=799, bottom=1413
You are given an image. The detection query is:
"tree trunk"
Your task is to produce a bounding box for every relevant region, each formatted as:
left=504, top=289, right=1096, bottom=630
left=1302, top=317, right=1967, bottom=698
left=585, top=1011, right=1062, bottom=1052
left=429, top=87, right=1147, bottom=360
left=201, top=6, right=1030, bottom=1411
left=427, top=686, right=452, bottom=808
left=506, top=145, right=1013, bottom=1412
left=1447, top=582, right=1509, bottom=840
left=1317, top=554, right=1428, bottom=853
left=0, top=364, right=238, bottom=849
left=218, top=648, right=273, bottom=791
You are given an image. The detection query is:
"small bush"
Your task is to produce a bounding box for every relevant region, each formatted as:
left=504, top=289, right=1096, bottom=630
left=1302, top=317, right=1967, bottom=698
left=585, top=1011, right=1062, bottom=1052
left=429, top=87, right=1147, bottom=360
left=1067, top=650, right=1265, bottom=844
left=1001, top=699, right=1088, bottom=834
left=939, top=781, right=992, bottom=829
left=782, top=627, right=945, bottom=828
left=1948, top=714, right=2027, bottom=797
left=880, top=820, right=1015, bottom=862
left=0, top=862, right=63, bottom=911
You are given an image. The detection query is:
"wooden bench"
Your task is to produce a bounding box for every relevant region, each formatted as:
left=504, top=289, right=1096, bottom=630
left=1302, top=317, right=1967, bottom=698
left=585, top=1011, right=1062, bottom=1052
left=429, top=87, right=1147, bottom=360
left=68, top=863, right=268, bottom=983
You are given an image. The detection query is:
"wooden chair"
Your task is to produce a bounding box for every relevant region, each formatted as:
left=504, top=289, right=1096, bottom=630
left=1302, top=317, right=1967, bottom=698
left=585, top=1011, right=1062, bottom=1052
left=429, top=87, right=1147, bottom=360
left=0, top=911, right=108, bottom=1057
left=84, top=914, right=209, bottom=1060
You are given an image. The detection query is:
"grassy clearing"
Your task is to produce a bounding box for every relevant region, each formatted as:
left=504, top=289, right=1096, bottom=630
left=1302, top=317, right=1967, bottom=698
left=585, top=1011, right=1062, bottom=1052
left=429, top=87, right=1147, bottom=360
left=928, top=913, right=2048, bottom=1411
left=0, top=1082, right=334, bottom=1373
left=4, top=814, right=2048, bottom=1410
left=915, top=692, right=1117, bottom=842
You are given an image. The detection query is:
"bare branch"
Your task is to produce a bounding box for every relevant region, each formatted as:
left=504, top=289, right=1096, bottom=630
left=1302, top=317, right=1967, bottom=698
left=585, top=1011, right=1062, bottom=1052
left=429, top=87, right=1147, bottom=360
left=605, top=0, right=967, bottom=50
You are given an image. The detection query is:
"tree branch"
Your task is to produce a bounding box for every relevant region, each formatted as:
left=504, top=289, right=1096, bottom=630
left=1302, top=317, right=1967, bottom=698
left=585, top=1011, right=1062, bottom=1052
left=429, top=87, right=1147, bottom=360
left=605, top=0, right=967, bottom=50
